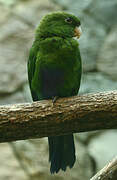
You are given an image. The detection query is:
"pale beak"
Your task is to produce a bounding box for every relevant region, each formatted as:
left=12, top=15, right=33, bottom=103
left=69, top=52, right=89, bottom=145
left=74, top=26, right=82, bottom=39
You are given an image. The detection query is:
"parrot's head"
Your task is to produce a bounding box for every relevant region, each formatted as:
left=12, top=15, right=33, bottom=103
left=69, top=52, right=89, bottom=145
left=36, top=12, right=82, bottom=39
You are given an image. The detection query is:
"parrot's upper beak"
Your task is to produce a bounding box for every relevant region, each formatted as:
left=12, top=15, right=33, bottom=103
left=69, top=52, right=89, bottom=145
left=74, top=26, right=82, bottom=39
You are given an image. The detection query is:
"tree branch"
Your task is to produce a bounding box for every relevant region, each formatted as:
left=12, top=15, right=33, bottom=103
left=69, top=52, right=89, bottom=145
left=0, top=91, right=117, bottom=143
left=90, top=156, right=117, bottom=180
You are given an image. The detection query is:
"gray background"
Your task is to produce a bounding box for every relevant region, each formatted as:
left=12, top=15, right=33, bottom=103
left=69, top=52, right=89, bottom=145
left=0, top=0, right=117, bottom=179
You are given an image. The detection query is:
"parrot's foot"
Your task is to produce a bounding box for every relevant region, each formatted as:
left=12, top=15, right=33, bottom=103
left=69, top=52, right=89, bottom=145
left=52, top=96, right=58, bottom=106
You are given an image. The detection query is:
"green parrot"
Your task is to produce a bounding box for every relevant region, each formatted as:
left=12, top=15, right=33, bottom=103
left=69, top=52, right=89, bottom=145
left=28, top=12, right=82, bottom=174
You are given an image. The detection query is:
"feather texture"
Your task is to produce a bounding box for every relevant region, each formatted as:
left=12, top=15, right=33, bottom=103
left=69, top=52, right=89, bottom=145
left=28, top=12, right=82, bottom=173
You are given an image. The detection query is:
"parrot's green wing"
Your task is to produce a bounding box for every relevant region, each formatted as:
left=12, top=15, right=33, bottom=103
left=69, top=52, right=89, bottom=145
left=28, top=42, right=38, bottom=101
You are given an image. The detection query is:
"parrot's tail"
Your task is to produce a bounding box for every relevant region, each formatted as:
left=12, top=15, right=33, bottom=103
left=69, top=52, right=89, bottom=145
left=48, top=134, right=76, bottom=173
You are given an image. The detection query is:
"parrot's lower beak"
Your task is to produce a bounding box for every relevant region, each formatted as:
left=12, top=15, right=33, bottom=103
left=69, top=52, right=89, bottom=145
left=74, top=26, right=82, bottom=39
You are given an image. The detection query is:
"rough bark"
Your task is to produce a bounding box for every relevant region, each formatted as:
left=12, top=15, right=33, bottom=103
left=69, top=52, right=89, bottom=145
left=0, top=91, right=117, bottom=143
left=90, top=156, right=117, bottom=180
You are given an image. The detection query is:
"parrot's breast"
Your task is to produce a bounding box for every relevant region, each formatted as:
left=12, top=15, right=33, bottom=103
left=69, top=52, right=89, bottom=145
left=31, top=37, right=81, bottom=99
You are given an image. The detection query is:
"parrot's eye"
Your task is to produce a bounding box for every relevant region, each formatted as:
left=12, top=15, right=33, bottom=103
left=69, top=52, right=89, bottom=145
left=65, top=17, right=72, bottom=24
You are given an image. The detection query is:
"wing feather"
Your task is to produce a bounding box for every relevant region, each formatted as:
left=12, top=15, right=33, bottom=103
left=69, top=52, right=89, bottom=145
left=27, top=43, right=38, bottom=101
